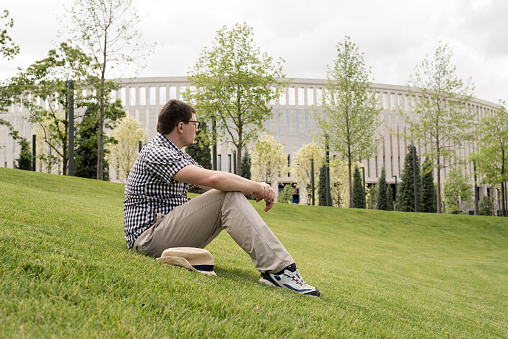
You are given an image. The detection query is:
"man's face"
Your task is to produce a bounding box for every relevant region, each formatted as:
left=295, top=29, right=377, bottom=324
left=183, top=113, right=198, bottom=146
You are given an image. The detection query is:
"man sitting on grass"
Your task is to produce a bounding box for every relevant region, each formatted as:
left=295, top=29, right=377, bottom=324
left=123, top=99, right=320, bottom=297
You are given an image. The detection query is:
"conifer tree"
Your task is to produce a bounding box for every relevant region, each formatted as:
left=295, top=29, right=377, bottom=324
left=376, top=167, right=390, bottom=210
left=74, top=103, right=120, bottom=180
left=241, top=149, right=251, bottom=179
left=318, top=164, right=328, bottom=206
left=396, top=145, right=421, bottom=212
left=15, top=138, right=32, bottom=170
left=353, top=165, right=366, bottom=208
left=420, top=158, right=437, bottom=213
left=185, top=121, right=212, bottom=170
left=386, top=183, right=394, bottom=211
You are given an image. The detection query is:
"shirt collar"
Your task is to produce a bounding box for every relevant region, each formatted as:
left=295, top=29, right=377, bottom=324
left=156, top=132, right=183, bottom=155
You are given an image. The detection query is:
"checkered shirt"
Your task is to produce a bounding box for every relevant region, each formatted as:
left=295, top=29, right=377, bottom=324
left=123, top=132, right=200, bottom=248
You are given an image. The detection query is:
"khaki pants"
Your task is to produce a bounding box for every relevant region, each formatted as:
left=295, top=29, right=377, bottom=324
left=133, top=190, right=294, bottom=274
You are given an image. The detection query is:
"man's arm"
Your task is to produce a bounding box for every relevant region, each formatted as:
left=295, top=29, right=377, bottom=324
left=173, top=164, right=277, bottom=212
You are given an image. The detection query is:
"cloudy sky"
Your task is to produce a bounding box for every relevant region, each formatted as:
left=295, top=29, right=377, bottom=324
left=2, top=0, right=507, bottom=103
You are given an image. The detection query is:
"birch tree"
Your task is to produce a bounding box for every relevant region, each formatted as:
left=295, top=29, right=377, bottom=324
left=291, top=143, right=323, bottom=204
left=471, top=101, right=508, bottom=216
left=108, top=115, right=146, bottom=183
left=401, top=42, right=475, bottom=213
left=183, top=22, right=288, bottom=175
left=66, top=0, right=154, bottom=180
left=251, top=133, right=287, bottom=185
left=317, top=36, right=381, bottom=208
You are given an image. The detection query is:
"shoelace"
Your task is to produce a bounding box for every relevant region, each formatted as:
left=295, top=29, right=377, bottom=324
left=283, top=271, right=305, bottom=286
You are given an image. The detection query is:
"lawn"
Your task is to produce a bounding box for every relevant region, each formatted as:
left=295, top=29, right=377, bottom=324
left=0, top=167, right=507, bottom=338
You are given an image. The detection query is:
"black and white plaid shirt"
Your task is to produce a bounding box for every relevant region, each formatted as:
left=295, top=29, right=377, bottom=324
left=123, top=132, right=200, bottom=248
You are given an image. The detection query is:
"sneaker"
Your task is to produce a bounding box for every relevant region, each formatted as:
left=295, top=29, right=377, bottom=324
left=259, top=263, right=320, bottom=297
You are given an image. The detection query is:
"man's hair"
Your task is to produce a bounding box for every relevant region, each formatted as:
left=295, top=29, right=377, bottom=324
left=157, top=99, right=195, bottom=135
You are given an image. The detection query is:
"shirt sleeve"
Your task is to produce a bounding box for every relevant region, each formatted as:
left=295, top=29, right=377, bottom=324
left=143, top=146, right=194, bottom=184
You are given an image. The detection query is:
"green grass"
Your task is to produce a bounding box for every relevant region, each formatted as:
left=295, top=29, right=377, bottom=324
left=0, top=167, right=507, bottom=338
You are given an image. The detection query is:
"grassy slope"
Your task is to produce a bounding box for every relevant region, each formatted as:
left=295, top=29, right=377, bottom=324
left=0, top=167, right=507, bottom=338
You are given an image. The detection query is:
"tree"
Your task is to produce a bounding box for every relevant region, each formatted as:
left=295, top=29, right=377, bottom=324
left=66, top=0, right=154, bottom=180
left=329, top=157, right=356, bottom=208
left=479, top=195, right=494, bottom=216
left=376, top=167, right=392, bottom=210
left=352, top=165, right=366, bottom=208
left=277, top=184, right=293, bottom=204
left=443, top=166, right=473, bottom=214
left=291, top=143, right=323, bottom=205
left=420, top=158, right=437, bottom=213
left=185, top=121, right=212, bottom=170
left=386, top=184, right=394, bottom=211
left=471, top=102, right=508, bottom=217
left=318, top=164, right=328, bottom=206
left=75, top=102, right=124, bottom=180
left=397, top=145, right=421, bottom=212
left=8, top=42, right=95, bottom=175
left=366, top=184, right=377, bottom=209
left=0, top=10, right=19, bottom=60
left=183, top=22, right=288, bottom=175
left=250, top=133, right=287, bottom=185
left=241, top=149, right=251, bottom=179
left=15, top=138, right=32, bottom=170
left=108, top=115, right=146, bottom=183
left=401, top=42, right=475, bottom=213
left=316, top=36, right=381, bottom=208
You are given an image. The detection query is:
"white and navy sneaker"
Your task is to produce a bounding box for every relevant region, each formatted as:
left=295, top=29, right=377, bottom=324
left=259, top=263, right=320, bottom=297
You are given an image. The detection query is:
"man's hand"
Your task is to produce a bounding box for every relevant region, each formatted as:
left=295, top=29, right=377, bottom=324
left=252, top=183, right=277, bottom=212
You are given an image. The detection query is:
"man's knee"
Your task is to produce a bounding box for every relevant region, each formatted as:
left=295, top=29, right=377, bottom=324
left=225, top=191, right=247, bottom=201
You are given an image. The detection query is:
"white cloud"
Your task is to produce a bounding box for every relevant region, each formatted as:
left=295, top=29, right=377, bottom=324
left=1, top=0, right=507, bottom=103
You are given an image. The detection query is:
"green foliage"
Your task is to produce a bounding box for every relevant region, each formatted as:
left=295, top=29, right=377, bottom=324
left=1, top=167, right=507, bottom=338
left=479, top=195, right=494, bottom=216
left=277, top=184, right=293, bottom=204
left=386, top=184, right=394, bottom=211
left=241, top=149, right=251, bottom=180
left=366, top=184, right=377, bottom=209
left=443, top=167, right=473, bottom=214
left=420, top=158, right=437, bottom=213
left=353, top=165, right=366, bottom=208
left=401, top=42, right=475, bottom=212
left=185, top=121, right=212, bottom=170
left=66, top=0, right=154, bottom=180
left=376, top=167, right=391, bottom=210
left=7, top=42, right=96, bottom=175
left=15, top=138, right=32, bottom=171
left=74, top=102, right=123, bottom=180
left=397, top=145, right=421, bottom=212
left=183, top=22, right=289, bottom=175
left=317, top=36, right=381, bottom=207
left=472, top=102, right=508, bottom=217
left=318, top=164, right=328, bottom=206
left=250, top=133, right=287, bottom=185
left=0, top=10, right=20, bottom=60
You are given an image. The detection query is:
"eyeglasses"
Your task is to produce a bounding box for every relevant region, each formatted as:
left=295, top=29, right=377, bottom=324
left=181, top=120, right=200, bottom=129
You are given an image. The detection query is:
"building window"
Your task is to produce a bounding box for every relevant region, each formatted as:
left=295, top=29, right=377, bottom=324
left=159, top=87, right=166, bottom=105
left=228, top=154, right=231, bottom=173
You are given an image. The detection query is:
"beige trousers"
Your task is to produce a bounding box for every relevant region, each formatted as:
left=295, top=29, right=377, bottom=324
left=133, top=190, right=294, bottom=274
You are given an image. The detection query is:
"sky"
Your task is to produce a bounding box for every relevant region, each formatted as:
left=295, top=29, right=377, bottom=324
left=2, top=0, right=507, bottom=104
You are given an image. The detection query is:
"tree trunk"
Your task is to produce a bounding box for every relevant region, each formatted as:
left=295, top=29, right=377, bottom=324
left=97, top=82, right=105, bottom=180
left=97, top=41, right=107, bottom=181
left=501, top=182, right=506, bottom=217
left=436, top=139, right=442, bottom=213
left=348, top=159, right=353, bottom=208
left=236, top=146, right=242, bottom=176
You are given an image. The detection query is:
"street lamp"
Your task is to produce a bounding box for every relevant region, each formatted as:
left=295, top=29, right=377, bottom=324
left=393, top=175, right=397, bottom=201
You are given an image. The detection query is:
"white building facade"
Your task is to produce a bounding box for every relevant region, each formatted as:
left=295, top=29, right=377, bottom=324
left=1, top=76, right=502, bottom=212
